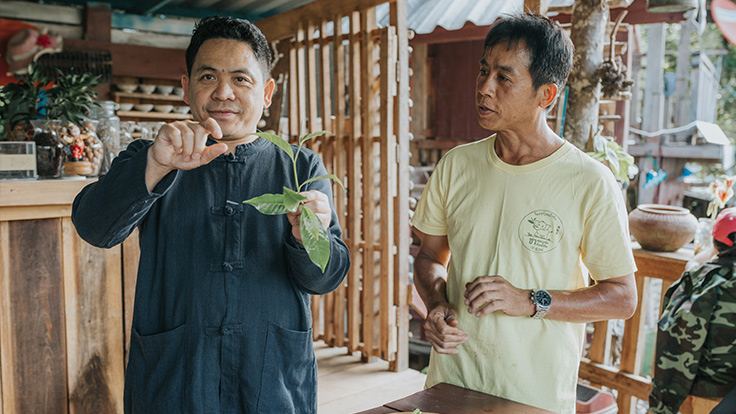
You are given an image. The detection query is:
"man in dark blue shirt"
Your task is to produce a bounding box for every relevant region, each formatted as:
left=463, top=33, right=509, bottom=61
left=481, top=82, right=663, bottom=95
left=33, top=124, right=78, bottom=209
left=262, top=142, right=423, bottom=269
left=72, top=16, right=350, bottom=413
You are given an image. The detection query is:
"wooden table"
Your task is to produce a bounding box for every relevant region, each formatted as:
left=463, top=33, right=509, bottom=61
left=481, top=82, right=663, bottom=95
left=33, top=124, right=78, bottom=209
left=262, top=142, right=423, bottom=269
left=356, top=383, right=555, bottom=414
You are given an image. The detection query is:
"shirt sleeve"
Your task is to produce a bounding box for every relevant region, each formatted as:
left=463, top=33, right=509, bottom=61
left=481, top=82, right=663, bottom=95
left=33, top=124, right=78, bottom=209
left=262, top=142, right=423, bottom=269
left=579, top=167, right=637, bottom=280
left=284, top=152, right=350, bottom=295
left=72, top=139, right=179, bottom=248
left=411, top=155, right=448, bottom=236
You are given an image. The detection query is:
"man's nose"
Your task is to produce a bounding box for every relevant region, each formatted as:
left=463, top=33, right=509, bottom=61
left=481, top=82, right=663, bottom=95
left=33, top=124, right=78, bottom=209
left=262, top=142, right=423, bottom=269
left=477, top=76, right=495, bottom=97
left=212, top=81, right=235, bottom=100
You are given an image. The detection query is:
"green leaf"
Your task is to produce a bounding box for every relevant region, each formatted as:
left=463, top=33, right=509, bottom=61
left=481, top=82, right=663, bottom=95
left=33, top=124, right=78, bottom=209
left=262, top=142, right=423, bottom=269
left=243, top=193, right=289, bottom=215
left=300, top=174, right=345, bottom=190
left=254, top=131, right=294, bottom=160
left=283, top=186, right=307, bottom=212
left=299, top=130, right=330, bottom=146
left=604, top=145, right=620, bottom=174
left=300, top=206, right=330, bottom=272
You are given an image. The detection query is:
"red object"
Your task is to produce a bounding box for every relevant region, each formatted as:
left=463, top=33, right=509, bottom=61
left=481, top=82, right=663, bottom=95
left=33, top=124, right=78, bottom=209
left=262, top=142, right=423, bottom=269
left=713, top=207, right=736, bottom=247
left=575, top=383, right=617, bottom=414
left=36, top=33, right=52, bottom=48
left=713, top=0, right=736, bottom=47
left=70, top=137, right=85, bottom=161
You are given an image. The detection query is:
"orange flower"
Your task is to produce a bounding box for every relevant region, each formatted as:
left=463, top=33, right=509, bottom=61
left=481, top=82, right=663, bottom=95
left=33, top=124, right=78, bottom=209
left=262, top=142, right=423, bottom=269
left=707, top=175, right=736, bottom=219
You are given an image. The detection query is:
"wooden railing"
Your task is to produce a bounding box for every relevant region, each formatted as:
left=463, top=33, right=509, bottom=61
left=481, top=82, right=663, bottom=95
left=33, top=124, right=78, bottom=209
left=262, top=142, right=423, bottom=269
left=579, top=244, right=722, bottom=413
left=257, top=0, right=411, bottom=370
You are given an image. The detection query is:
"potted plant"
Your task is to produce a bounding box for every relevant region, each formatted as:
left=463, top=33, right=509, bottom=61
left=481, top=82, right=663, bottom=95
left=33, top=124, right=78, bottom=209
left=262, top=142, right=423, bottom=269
left=0, top=61, right=54, bottom=140
left=0, top=62, right=102, bottom=177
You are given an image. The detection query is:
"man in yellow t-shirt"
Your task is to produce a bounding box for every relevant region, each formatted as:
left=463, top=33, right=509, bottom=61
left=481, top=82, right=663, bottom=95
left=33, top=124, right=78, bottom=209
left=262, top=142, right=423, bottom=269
left=411, top=14, right=638, bottom=414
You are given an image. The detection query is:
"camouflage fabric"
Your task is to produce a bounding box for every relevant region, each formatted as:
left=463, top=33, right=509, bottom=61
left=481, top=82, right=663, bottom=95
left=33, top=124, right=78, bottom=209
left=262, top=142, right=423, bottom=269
left=649, top=257, right=736, bottom=414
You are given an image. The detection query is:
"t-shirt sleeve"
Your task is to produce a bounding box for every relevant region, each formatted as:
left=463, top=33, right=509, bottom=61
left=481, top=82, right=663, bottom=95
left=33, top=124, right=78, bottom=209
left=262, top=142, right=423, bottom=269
left=411, top=156, right=448, bottom=236
left=579, top=170, right=638, bottom=280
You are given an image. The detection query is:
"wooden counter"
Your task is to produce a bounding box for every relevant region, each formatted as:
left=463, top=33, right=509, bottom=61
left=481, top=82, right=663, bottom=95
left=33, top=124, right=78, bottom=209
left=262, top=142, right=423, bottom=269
left=0, top=178, right=135, bottom=414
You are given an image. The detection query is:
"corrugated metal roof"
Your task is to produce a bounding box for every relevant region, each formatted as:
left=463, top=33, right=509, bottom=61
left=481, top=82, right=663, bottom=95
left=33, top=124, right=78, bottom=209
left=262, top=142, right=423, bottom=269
left=377, top=0, right=572, bottom=35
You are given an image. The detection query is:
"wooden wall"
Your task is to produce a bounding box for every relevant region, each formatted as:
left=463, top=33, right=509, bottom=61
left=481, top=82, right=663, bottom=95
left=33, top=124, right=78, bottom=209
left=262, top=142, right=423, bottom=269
left=0, top=180, right=126, bottom=414
left=257, top=0, right=411, bottom=370
left=432, top=40, right=489, bottom=143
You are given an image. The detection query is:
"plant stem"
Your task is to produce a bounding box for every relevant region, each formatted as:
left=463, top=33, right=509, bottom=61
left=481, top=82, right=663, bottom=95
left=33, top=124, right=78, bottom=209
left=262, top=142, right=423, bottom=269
left=294, top=144, right=303, bottom=191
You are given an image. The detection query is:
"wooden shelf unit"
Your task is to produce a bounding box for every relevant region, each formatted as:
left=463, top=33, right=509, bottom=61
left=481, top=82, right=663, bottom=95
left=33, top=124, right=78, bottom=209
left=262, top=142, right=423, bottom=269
left=116, top=110, right=191, bottom=120
left=112, top=76, right=191, bottom=123
left=112, top=91, right=185, bottom=102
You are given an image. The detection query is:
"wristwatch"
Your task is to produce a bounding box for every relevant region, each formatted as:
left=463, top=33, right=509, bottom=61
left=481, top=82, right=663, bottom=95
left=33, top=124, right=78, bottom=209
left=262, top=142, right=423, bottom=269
left=530, top=289, right=552, bottom=319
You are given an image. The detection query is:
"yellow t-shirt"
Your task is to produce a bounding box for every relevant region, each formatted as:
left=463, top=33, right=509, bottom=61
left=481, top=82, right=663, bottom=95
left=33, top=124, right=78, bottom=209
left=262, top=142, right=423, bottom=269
left=411, top=135, right=637, bottom=413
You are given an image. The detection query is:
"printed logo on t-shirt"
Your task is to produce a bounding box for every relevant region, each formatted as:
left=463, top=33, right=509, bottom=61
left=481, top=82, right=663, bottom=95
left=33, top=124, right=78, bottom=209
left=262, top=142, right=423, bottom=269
left=518, top=210, right=564, bottom=253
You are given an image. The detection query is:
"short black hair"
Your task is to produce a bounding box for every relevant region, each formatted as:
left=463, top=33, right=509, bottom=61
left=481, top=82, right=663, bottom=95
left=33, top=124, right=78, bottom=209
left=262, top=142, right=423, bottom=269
left=484, top=13, right=573, bottom=91
left=186, top=16, right=272, bottom=79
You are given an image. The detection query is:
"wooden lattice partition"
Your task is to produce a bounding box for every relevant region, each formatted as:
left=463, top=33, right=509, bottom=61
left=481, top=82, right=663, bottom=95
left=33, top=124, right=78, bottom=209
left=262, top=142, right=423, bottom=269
left=257, top=0, right=411, bottom=370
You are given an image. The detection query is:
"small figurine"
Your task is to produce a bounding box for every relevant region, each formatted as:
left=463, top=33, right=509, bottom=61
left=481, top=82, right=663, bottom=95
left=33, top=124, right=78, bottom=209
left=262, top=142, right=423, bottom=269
left=65, top=123, right=85, bottom=161
left=70, top=135, right=85, bottom=161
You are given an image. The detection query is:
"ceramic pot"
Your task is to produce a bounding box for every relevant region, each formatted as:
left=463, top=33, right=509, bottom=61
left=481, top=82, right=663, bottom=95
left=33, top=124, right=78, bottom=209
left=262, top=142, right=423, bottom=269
left=629, top=204, right=698, bottom=252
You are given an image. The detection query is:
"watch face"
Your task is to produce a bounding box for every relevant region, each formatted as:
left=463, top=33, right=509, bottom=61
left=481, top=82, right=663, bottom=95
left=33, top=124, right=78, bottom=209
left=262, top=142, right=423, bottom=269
left=535, top=290, right=552, bottom=307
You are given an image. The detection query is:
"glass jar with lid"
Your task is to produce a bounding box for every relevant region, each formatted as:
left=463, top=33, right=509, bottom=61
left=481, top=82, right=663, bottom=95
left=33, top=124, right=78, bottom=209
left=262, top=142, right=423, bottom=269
left=91, top=101, right=120, bottom=174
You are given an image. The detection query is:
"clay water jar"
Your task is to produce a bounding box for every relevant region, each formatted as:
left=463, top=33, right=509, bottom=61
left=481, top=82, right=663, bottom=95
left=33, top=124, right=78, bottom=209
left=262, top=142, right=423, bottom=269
left=628, top=204, right=698, bottom=252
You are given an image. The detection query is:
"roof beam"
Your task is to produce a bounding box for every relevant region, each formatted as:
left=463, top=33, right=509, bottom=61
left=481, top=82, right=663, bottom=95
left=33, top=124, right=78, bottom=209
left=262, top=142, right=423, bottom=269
left=140, top=0, right=176, bottom=16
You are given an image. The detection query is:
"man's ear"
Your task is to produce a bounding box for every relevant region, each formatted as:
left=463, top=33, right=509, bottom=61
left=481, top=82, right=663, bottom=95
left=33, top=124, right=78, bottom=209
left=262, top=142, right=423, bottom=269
left=181, top=75, right=190, bottom=105
left=540, top=83, right=559, bottom=109
left=263, top=78, right=275, bottom=108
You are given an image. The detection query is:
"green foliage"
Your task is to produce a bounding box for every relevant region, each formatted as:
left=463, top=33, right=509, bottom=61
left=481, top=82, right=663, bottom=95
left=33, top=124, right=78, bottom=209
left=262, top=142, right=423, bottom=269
left=299, top=206, right=330, bottom=272
left=0, top=63, right=55, bottom=131
left=44, top=71, right=102, bottom=127
left=0, top=62, right=101, bottom=139
left=243, top=131, right=343, bottom=272
left=586, top=127, right=635, bottom=184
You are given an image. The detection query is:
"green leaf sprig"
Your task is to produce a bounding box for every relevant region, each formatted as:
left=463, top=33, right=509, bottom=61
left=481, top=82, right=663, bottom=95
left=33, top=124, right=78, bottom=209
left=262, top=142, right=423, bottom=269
left=243, top=131, right=344, bottom=272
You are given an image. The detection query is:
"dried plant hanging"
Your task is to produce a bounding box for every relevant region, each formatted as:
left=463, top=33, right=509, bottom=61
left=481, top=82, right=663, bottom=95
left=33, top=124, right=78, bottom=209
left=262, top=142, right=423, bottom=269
left=595, top=11, right=634, bottom=99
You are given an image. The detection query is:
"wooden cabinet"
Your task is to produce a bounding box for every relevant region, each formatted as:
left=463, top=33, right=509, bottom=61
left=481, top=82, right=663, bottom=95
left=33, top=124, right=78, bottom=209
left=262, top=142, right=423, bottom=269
left=0, top=179, right=138, bottom=414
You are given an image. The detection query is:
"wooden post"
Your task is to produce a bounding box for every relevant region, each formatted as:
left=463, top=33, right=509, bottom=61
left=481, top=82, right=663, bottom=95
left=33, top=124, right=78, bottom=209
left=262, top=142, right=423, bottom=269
left=332, top=13, right=348, bottom=348
left=617, top=273, right=650, bottom=413
left=410, top=43, right=428, bottom=166
left=564, top=0, right=608, bottom=149
left=319, top=19, right=337, bottom=346
left=347, top=10, right=363, bottom=354
left=84, top=3, right=111, bottom=43
left=297, top=21, right=308, bottom=140
left=288, top=38, right=299, bottom=141
left=524, top=0, right=548, bottom=15
left=390, top=0, right=410, bottom=372
left=379, top=26, right=396, bottom=362
left=638, top=23, right=666, bottom=205
left=306, top=19, right=319, bottom=150
left=360, top=7, right=377, bottom=360
left=673, top=20, right=694, bottom=140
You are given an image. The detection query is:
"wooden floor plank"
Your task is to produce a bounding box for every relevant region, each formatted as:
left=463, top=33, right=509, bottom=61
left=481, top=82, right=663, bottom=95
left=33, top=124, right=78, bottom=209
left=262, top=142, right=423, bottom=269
left=316, top=341, right=425, bottom=413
